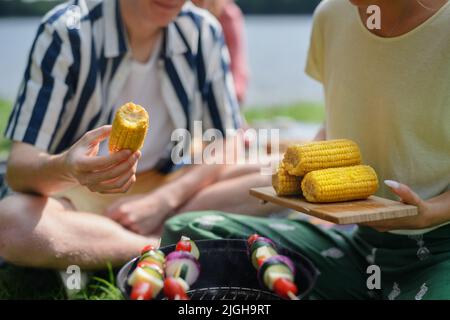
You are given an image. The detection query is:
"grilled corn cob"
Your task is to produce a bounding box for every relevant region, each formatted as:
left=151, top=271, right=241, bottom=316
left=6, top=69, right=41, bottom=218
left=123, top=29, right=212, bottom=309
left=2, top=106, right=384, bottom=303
left=109, top=102, right=149, bottom=153
left=283, top=139, right=361, bottom=176
left=301, top=165, right=378, bottom=203
left=272, top=163, right=302, bottom=196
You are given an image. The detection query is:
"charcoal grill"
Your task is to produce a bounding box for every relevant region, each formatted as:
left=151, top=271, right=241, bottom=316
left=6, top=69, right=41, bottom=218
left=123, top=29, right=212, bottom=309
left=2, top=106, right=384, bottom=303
left=117, top=239, right=318, bottom=300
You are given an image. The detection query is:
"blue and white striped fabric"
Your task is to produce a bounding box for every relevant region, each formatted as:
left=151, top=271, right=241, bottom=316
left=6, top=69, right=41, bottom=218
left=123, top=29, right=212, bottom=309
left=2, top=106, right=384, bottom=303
left=4, top=0, right=241, bottom=156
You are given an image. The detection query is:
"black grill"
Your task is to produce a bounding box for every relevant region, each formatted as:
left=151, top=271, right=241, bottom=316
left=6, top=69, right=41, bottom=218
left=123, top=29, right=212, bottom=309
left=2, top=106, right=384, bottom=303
left=185, top=287, right=279, bottom=300
left=117, top=239, right=318, bottom=300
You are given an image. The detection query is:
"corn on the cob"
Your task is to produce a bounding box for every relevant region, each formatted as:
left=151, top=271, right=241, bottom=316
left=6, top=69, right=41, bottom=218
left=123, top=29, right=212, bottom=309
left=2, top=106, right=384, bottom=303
left=283, top=139, right=361, bottom=176
left=109, top=102, right=149, bottom=153
left=272, top=163, right=302, bottom=196
left=301, top=165, right=378, bottom=203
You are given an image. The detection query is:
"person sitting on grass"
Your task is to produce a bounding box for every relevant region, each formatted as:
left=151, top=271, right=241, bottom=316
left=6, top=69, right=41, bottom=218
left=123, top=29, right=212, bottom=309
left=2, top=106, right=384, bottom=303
left=162, top=0, right=450, bottom=299
left=0, top=0, right=277, bottom=270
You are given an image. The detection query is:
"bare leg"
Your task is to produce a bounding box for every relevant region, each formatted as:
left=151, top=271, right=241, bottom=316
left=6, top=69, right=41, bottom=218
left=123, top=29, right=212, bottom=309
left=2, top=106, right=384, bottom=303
left=0, top=193, right=157, bottom=270
left=177, top=171, right=281, bottom=216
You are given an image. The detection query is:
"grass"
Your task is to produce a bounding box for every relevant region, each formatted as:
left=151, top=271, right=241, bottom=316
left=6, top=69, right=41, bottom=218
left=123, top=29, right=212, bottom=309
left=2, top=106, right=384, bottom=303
left=244, top=101, right=324, bottom=124
left=0, top=263, right=66, bottom=300
left=0, top=262, right=123, bottom=300
left=0, top=99, right=324, bottom=300
left=71, top=264, right=124, bottom=300
left=0, top=99, right=12, bottom=160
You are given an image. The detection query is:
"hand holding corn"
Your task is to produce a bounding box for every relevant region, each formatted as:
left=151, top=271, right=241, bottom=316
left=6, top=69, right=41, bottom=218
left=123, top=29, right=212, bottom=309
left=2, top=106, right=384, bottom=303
left=109, top=102, right=149, bottom=153
left=63, top=125, right=141, bottom=194
left=273, top=139, right=379, bottom=202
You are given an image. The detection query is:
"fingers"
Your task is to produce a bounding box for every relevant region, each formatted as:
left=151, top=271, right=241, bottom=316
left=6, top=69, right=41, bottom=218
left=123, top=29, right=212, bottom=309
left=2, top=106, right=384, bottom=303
left=80, top=125, right=112, bottom=146
left=93, top=170, right=137, bottom=194
left=83, top=152, right=140, bottom=184
left=384, top=180, right=423, bottom=206
left=78, top=150, right=137, bottom=172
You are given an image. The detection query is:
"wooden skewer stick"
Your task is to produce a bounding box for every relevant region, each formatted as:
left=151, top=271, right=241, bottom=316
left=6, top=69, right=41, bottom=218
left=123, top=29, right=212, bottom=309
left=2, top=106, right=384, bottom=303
left=287, top=291, right=299, bottom=300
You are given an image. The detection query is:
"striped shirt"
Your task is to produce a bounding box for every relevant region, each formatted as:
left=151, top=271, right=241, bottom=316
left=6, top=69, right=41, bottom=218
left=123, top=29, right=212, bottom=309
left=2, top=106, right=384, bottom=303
left=3, top=0, right=241, bottom=158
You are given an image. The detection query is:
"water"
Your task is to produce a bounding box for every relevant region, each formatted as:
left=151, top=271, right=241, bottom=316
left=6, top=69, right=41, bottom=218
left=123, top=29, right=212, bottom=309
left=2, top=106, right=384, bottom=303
left=245, top=15, right=322, bottom=106
left=0, top=16, right=323, bottom=107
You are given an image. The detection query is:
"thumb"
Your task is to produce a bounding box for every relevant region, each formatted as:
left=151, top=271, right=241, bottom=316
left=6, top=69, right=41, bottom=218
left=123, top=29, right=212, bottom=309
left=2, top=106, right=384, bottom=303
left=384, top=180, right=423, bottom=206
left=80, top=125, right=112, bottom=147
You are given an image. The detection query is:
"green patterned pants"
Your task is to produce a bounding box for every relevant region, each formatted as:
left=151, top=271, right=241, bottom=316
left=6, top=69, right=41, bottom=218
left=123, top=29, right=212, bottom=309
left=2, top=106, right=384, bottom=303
left=162, top=211, right=450, bottom=300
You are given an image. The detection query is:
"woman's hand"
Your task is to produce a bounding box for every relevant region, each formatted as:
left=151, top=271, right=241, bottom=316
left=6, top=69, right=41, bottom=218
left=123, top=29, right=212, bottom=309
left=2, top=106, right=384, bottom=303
left=361, top=180, right=435, bottom=232
left=63, top=125, right=141, bottom=194
left=104, top=191, right=177, bottom=235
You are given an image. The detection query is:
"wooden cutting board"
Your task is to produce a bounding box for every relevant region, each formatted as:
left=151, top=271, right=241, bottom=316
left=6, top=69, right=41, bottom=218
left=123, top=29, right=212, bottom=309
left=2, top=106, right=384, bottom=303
left=250, top=187, right=418, bottom=224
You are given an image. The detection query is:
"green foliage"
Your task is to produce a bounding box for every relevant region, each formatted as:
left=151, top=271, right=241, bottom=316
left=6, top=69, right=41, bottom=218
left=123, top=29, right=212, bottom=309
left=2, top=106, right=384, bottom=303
left=0, top=0, right=64, bottom=17
left=244, top=102, right=325, bottom=124
left=0, top=264, right=66, bottom=300
left=0, top=262, right=124, bottom=300
left=0, top=99, right=12, bottom=159
left=72, top=264, right=123, bottom=300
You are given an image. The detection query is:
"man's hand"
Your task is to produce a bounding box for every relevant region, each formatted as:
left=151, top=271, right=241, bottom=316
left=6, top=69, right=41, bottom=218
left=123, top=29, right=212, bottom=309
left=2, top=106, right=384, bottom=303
left=63, top=125, right=141, bottom=194
left=104, top=192, right=176, bottom=235
left=361, top=180, right=433, bottom=232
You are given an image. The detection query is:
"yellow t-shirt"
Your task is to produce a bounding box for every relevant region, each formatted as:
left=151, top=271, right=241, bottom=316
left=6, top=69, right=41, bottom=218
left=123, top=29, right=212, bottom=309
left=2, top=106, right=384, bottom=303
left=306, top=0, right=450, bottom=234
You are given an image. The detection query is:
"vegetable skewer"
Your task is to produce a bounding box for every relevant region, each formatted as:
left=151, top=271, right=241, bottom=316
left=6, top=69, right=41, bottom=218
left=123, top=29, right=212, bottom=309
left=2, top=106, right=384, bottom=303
left=128, top=245, right=166, bottom=300
left=163, top=236, right=201, bottom=300
left=247, top=234, right=299, bottom=300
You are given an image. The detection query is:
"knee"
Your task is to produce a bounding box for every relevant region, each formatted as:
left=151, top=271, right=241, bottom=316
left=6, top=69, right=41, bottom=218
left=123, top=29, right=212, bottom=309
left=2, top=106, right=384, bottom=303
left=0, top=194, right=47, bottom=262
left=0, top=193, right=46, bottom=226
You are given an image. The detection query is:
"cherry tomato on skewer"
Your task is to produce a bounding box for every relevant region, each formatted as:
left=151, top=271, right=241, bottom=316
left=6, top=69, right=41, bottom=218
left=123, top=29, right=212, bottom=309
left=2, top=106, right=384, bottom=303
left=130, top=281, right=153, bottom=300
left=163, top=277, right=189, bottom=300
left=176, top=240, right=192, bottom=253
left=140, top=244, right=155, bottom=255
left=273, top=278, right=298, bottom=300
left=247, top=234, right=260, bottom=247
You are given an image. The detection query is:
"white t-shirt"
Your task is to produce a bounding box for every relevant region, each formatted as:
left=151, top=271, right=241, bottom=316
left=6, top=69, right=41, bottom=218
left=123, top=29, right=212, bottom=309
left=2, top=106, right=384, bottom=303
left=306, top=0, right=450, bottom=235
left=99, top=36, right=174, bottom=173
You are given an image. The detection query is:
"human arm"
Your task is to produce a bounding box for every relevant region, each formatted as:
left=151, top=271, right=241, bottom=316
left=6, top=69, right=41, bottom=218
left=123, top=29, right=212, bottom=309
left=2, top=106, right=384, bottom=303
left=220, top=2, right=248, bottom=103
left=6, top=126, right=140, bottom=196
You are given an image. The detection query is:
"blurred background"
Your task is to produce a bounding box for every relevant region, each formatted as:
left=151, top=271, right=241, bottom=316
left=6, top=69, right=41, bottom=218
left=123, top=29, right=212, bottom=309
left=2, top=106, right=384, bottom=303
left=0, top=0, right=324, bottom=161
